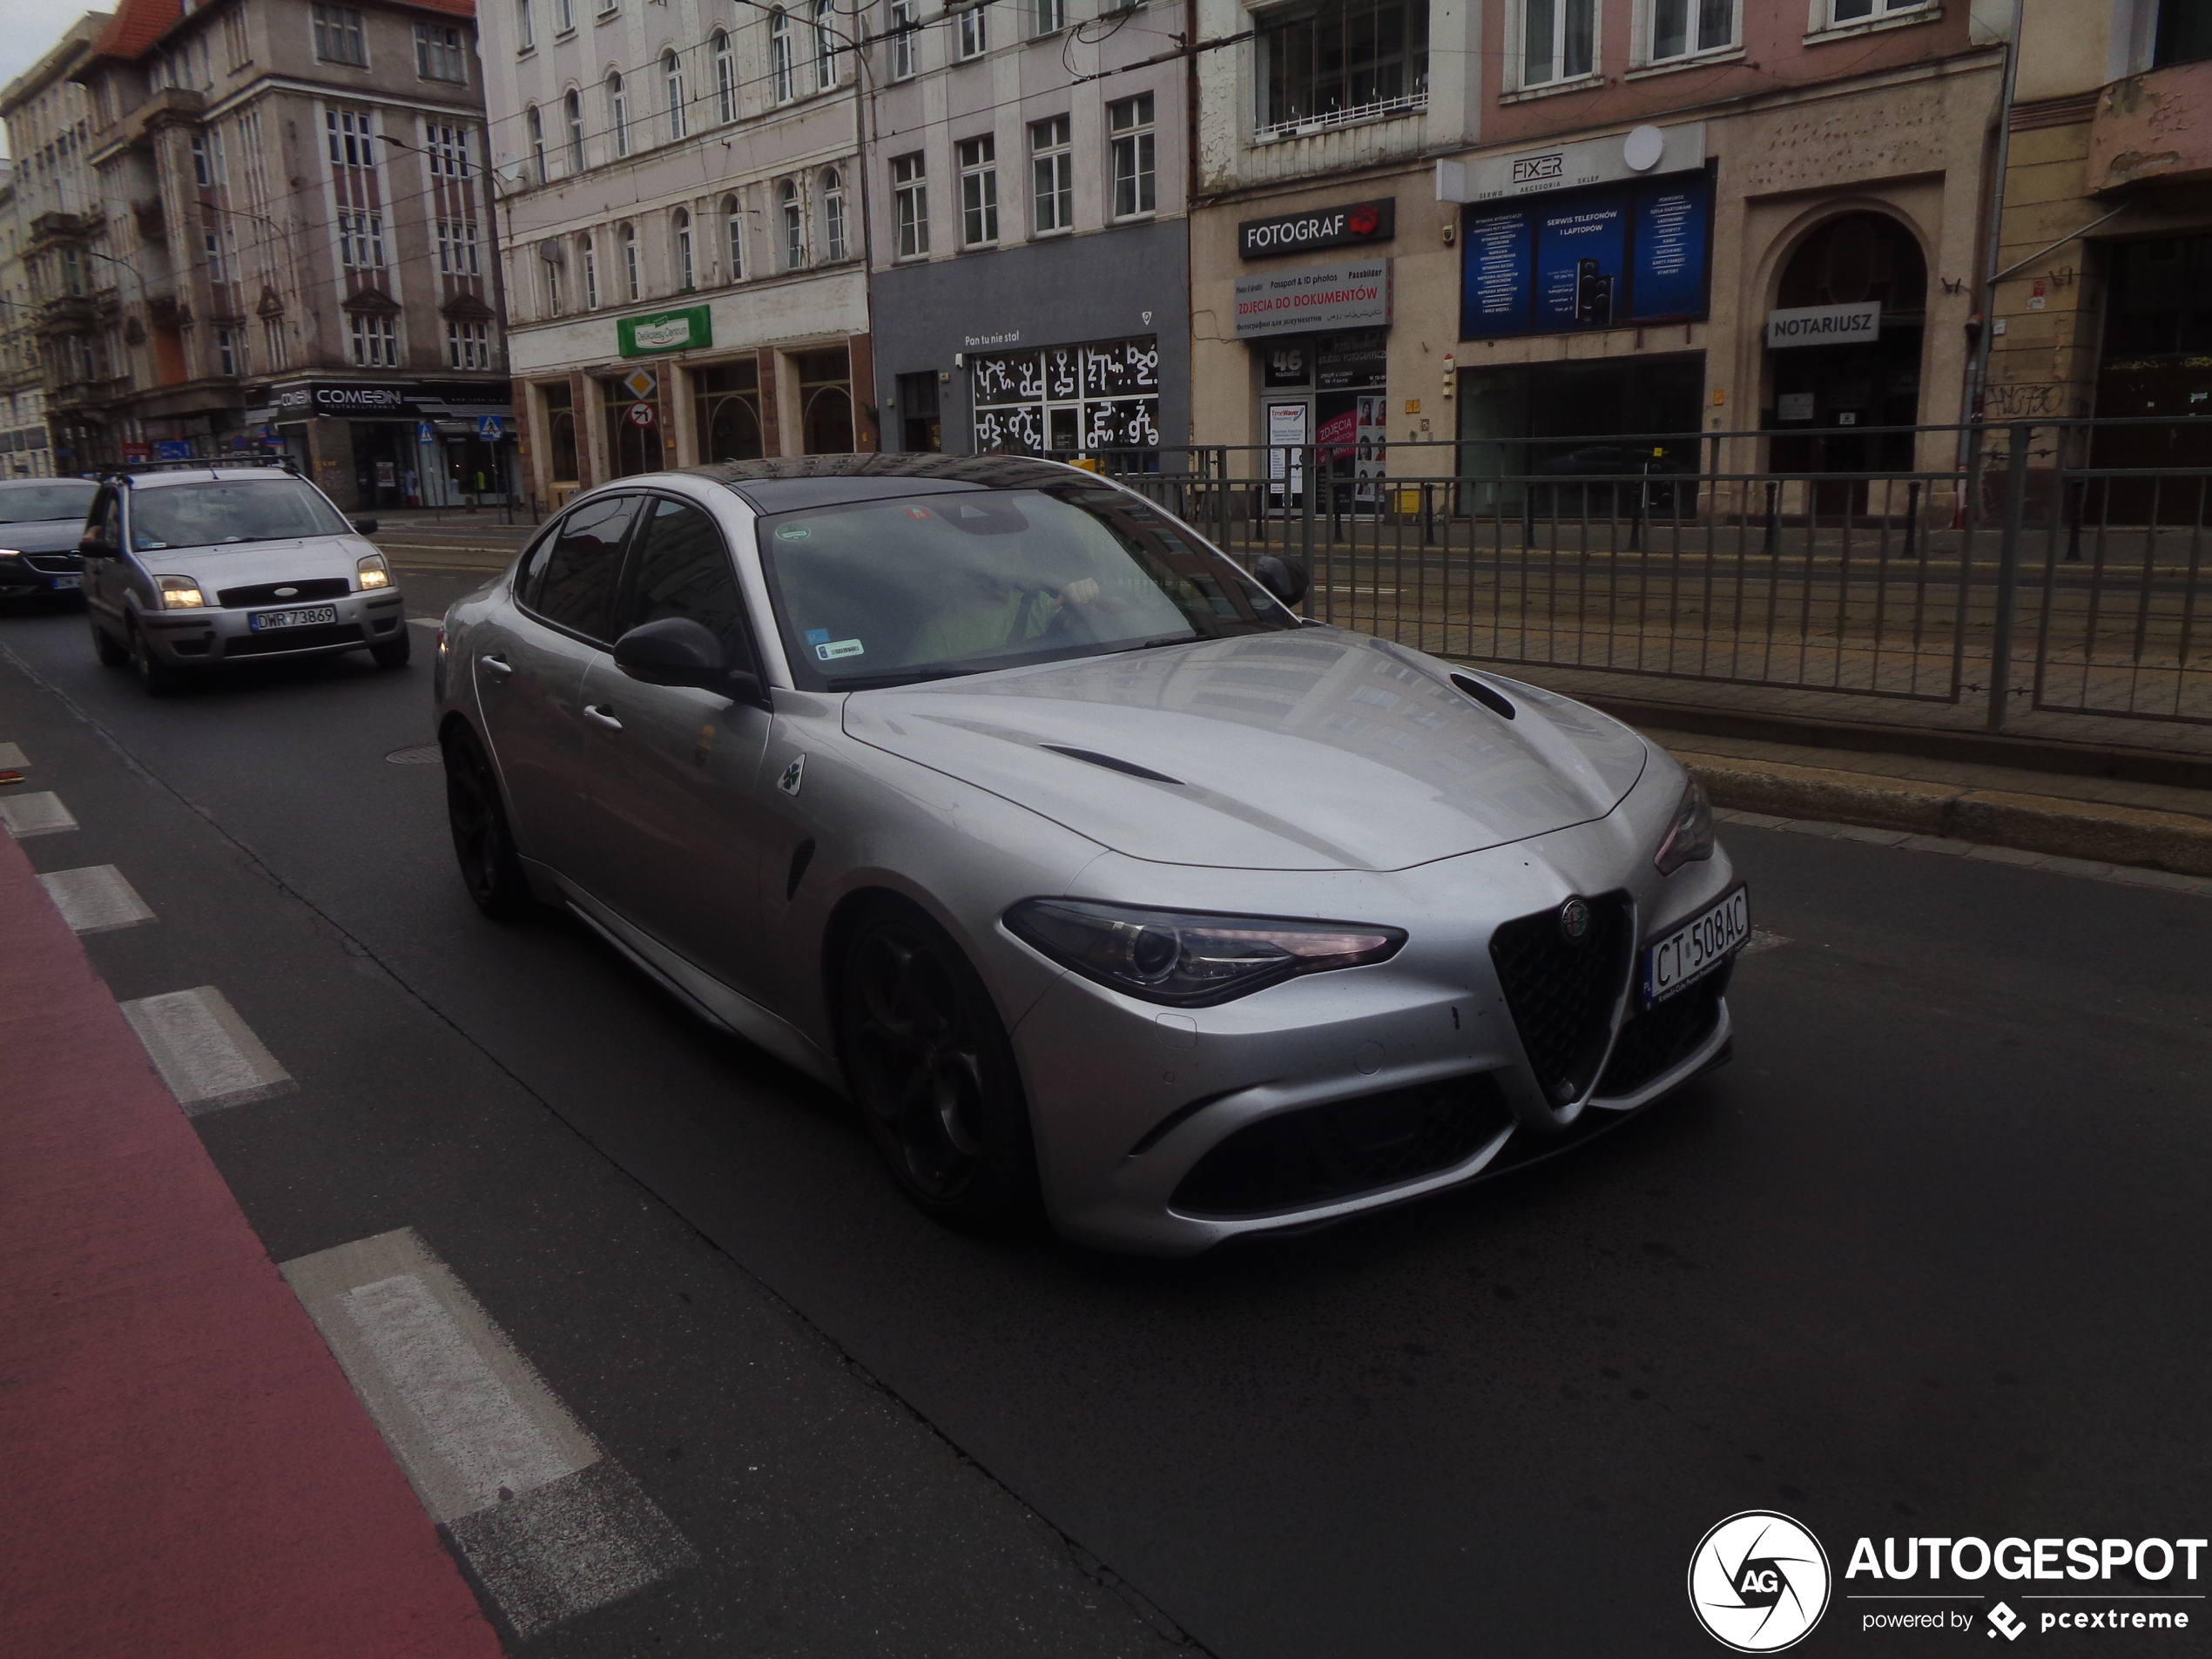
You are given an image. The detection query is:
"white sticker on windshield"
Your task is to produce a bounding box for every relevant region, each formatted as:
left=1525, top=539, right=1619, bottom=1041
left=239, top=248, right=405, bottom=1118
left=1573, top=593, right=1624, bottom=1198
left=814, top=638, right=865, bottom=661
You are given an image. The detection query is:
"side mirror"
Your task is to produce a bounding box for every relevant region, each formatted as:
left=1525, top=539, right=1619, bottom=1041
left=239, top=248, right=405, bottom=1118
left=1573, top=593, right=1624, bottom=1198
left=78, top=535, right=117, bottom=560
left=612, top=617, right=762, bottom=702
left=1253, top=554, right=1309, bottom=608
left=352, top=516, right=380, bottom=536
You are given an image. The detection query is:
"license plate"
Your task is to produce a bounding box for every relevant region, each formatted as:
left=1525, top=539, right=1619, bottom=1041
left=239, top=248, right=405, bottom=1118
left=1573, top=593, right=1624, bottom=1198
left=51, top=576, right=79, bottom=590
left=248, top=604, right=339, bottom=631
left=1640, top=886, right=1750, bottom=1007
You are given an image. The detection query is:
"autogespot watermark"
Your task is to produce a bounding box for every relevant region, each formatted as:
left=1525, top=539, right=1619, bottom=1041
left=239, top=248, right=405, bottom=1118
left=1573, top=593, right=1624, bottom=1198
left=1689, top=1512, right=1833, bottom=1651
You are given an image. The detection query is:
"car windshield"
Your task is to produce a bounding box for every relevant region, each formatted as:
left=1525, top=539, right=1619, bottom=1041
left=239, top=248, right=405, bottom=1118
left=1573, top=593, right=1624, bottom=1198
left=753, top=485, right=1298, bottom=690
left=0, top=482, right=98, bottom=524
left=128, top=478, right=351, bottom=551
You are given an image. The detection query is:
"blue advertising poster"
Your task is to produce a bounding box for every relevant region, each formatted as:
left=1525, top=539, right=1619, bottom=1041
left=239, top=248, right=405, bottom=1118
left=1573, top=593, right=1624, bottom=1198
left=1629, top=181, right=1707, bottom=320
left=1535, top=195, right=1627, bottom=330
left=1462, top=211, right=1534, bottom=335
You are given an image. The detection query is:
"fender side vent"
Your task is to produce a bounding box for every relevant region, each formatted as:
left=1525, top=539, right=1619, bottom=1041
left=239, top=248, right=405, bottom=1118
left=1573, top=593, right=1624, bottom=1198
left=1041, top=745, right=1184, bottom=786
left=785, top=838, right=816, bottom=900
left=1451, top=673, right=1515, bottom=720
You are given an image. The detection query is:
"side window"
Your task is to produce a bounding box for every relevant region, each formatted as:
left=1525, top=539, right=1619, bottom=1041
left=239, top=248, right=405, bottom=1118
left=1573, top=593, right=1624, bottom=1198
left=614, top=496, right=757, bottom=667
left=518, top=493, right=638, bottom=640
left=92, top=490, right=123, bottom=545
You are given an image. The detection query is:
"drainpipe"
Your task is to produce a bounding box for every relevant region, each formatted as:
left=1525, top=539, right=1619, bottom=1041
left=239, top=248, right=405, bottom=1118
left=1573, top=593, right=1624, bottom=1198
left=851, top=2, right=879, bottom=451
left=1961, top=0, right=2025, bottom=462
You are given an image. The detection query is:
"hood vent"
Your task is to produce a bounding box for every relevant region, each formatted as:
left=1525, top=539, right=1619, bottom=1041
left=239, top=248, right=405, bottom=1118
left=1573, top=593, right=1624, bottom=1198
left=1041, top=745, right=1184, bottom=786
left=1451, top=672, right=1516, bottom=720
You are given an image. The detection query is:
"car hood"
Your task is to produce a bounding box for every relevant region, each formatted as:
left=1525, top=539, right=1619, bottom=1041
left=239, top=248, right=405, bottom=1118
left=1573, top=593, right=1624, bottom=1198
left=0, top=516, right=91, bottom=554
left=840, top=631, right=1648, bottom=871
left=147, top=536, right=380, bottom=585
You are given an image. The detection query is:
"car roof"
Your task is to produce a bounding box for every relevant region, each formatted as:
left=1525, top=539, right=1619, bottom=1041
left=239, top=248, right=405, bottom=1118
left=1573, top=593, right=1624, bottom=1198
left=0, top=475, right=96, bottom=489
left=670, top=453, right=1105, bottom=515
left=122, top=467, right=298, bottom=489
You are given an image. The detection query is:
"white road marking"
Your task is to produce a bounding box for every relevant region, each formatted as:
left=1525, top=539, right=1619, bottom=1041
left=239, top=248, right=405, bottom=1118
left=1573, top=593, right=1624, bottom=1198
left=0, top=790, right=78, bottom=838
left=118, top=986, right=295, bottom=1114
left=38, top=864, right=156, bottom=934
left=1741, top=928, right=1791, bottom=958
left=285, top=1230, right=692, bottom=1641
left=0, top=741, right=28, bottom=768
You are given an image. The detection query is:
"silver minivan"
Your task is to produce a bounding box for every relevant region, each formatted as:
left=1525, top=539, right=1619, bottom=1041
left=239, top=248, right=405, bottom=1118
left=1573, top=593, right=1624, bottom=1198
left=80, top=461, right=408, bottom=694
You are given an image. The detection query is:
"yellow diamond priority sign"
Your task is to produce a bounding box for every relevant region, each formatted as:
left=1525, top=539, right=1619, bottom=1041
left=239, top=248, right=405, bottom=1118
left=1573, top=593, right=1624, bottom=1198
left=621, top=368, right=657, bottom=401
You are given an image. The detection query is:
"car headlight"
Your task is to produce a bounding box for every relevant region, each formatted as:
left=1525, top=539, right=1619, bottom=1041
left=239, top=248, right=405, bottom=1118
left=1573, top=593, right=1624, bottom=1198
left=1655, top=779, right=1715, bottom=875
left=154, top=575, right=207, bottom=609
left=357, top=553, right=392, bottom=589
left=1005, top=898, right=1405, bottom=1007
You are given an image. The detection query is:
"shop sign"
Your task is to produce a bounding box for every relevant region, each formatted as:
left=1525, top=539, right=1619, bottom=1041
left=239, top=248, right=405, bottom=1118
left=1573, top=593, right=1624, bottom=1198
left=257, top=381, right=515, bottom=422
left=617, top=305, right=712, bottom=357
left=971, top=335, right=1160, bottom=454
left=1234, top=260, right=1393, bottom=340
left=1437, top=123, right=1705, bottom=203
left=1239, top=199, right=1397, bottom=260
left=1460, top=173, right=1712, bottom=340
left=1766, top=302, right=1881, bottom=348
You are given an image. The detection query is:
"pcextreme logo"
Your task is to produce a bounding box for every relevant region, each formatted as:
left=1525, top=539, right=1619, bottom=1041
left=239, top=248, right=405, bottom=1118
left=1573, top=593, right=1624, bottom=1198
left=1689, top=1512, right=1833, bottom=1652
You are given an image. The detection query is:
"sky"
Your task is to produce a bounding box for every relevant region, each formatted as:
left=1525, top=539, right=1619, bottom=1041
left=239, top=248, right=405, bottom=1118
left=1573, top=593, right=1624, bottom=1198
left=0, top=0, right=110, bottom=157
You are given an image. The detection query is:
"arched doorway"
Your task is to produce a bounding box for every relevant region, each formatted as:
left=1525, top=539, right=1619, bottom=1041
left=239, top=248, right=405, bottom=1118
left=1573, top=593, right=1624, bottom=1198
left=1767, top=212, right=1926, bottom=514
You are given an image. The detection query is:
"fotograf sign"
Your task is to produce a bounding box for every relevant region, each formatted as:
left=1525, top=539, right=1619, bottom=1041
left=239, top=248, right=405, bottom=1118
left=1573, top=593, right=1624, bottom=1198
left=618, top=304, right=713, bottom=357
left=1766, top=302, right=1881, bottom=348
left=1239, top=198, right=1397, bottom=260
left=1234, top=260, right=1393, bottom=339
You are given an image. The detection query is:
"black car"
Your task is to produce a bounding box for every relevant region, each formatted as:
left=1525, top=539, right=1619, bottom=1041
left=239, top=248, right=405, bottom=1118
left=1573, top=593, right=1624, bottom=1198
left=0, top=477, right=99, bottom=601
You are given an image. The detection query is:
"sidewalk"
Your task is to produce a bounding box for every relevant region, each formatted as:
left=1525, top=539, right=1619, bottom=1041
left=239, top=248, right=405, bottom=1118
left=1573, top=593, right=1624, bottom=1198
left=0, top=824, right=501, bottom=1659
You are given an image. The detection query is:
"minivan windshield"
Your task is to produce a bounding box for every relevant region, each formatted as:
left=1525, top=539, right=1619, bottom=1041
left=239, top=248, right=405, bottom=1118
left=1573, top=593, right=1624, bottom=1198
left=0, top=481, right=98, bottom=524
left=128, top=478, right=351, bottom=551
left=753, top=486, right=1298, bottom=690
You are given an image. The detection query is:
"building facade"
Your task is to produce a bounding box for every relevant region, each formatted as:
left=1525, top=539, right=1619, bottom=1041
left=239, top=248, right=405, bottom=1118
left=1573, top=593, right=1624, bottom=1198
left=0, top=159, right=63, bottom=476
left=30, top=0, right=510, bottom=508
left=482, top=0, right=873, bottom=506
left=1189, top=0, right=2012, bottom=498
left=863, top=0, right=1192, bottom=464
left=1984, top=0, right=2212, bottom=492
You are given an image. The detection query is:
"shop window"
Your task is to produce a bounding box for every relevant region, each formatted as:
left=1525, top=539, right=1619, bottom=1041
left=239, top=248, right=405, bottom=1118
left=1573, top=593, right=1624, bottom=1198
left=600, top=376, right=662, bottom=476
left=415, top=23, right=469, bottom=83
left=797, top=347, right=854, bottom=454
left=897, top=370, right=941, bottom=452
left=2156, top=0, right=2212, bottom=67
left=2101, top=237, right=2212, bottom=359
left=694, top=361, right=765, bottom=461
left=541, top=381, right=579, bottom=485
left=888, top=0, right=918, bottom=79
left=958, top=135, right=999, bottom=246
left=1258, top=0, right=1427, bottom=136
left=313, top=5, right=368, bottom=66
left=971, top=335, right=1159, bottom=459
left=713, top=31, right=737, bottom=120
left=1649, top=0, right=1733, bottom=62
left=892, top=152, right=929, bottom=257
left=1030, top=115, right=1072, bottom=233
left=1108, top=95, right=1155, bottom=218
left=1517, top=0, right=1593, bottom=87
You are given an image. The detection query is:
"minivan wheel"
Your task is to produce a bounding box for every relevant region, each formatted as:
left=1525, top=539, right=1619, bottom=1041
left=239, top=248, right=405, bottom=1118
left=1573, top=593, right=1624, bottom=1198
left=127, top=619, right=187, bottom=697
left=442, top=725, right=536, bottom=920
left=91, top=616, right=128, bottom=666
left=836, top=900, right=1040, bottom=1232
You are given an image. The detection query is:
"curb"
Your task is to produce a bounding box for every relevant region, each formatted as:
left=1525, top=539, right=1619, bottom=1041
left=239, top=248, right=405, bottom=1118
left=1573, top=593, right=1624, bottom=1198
left=1677, top=752, right=2212, bottom=879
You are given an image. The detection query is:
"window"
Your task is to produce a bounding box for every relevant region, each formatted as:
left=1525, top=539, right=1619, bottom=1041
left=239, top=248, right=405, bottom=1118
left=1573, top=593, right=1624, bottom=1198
left=695, top=361, right=765, bottom=462
left=215, top=327, right=244, bottom=376
left=435, top=219, right=481, bottom=274
left=725, top=193, right=745, bottom=277
left=892, top=151, right=928, bottom=257
left=527, top=106, right=546, bottom=180
left=415, top=23, right=469, bottom=81
left=1827, top=0, right=1924, bottom=23
left=347, top=312, right=398, bottom=367
left=2156, top=0, right=2212, bottom=66
left=520, top=495, right=637, bottom=638
left=619, top=222, right=641, bottom=300
left=1029, top=113, right=1071, bottom=233
left=555, top=0, right=574, bottom=30
left=1108, top=93, right=1154, bottom=217
left=517, top=0, right=535, bottom=48
left=780, top=179, right=805, bottom=267
left=1650, top=0, right=1731, bottom=57
left=713, top=30, right=737, bottom=120
left=822, top=169, right=847, bottom=260
left=222, top=8, right=250, bottom=67
left=613, top=497, right=752, bottom=661
left=814, top=0, right=840, bottom=87
left=663, top=50, right=686, bottom=140
left=1259, top=0, right=1428, bottom=132
left=447, top=319, right=491, bottom=368
left=958, top=134, right=998, bottom=244
left=541, top=381, right=579, bottom=482
left=564, top=90, right=585, bottom=169
left=888, top=0, right=917, bottom=78
left=608, top=72, right=630, bottom=156
left=1032, top=0, right=1064, bottom=33
left=543, top=245, right=566, bottom=313
left=797, top=347, right=853, bottom=453
left=770, top=10, right=794, bottom=100
left=326, top=107, right=378, bottom=169
left=338, top=211, right=387, bottom=267
left=425, top=123, right=473, bottom=177
left=1520, top=0, right=1594, bottom=84
left=192, top=133, right=212, bottom=185
left=313, top=5, right=367, bottom=65
left=204, top=230, right=226, bottom=282
left=673, top=209, right=695, bottom=287
left=896, top=370, right=941, bottom=451
left=261, top=314, right=286, bottom=368
left=958, top=0, right=988, bottom=57
left=580, top=233, right=599, bottom=307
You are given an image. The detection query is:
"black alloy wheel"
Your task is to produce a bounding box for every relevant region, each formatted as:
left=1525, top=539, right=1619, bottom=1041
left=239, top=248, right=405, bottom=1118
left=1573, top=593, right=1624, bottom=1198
left=126, top=618, right=187, bottom=697
left=441, top=725, right=536, bottom=921
left=837, top=901, right=1039, bottom=1231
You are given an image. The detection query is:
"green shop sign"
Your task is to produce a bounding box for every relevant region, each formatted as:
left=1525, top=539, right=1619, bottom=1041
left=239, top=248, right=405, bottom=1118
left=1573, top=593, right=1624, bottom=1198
left=617, top=305, right=712, bottom=357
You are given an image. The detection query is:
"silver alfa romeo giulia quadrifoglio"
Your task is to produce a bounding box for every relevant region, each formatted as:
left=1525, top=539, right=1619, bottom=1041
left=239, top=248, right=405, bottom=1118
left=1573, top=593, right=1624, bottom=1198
left=435, top=455, right=1746, bottom=1254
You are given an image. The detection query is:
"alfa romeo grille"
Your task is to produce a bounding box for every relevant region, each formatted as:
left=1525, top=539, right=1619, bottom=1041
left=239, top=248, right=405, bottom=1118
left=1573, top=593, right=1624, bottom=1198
left=1488, top=893, right=1634, bottom=1107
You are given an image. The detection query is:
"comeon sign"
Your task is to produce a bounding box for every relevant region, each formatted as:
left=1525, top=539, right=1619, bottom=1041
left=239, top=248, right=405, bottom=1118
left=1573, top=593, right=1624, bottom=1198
left=1238, top=198, right=1396, bottom=260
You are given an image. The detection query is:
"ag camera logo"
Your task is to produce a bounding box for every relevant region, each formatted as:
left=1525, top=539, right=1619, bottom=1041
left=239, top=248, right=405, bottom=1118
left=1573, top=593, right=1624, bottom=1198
left=1689, top=1511, right=1832, bottom=1651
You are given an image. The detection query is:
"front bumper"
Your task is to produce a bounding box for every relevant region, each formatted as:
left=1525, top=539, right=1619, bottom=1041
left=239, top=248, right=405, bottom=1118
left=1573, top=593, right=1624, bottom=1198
left=0, top=554, right=84, bottom=597
left=1005, top=811, right=1742, bottom=1255
left=137, top=589, right=407, bottom=662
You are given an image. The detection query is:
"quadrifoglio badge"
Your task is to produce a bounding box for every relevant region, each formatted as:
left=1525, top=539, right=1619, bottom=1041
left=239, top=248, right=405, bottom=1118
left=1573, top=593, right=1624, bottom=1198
left=1689, top=1512, right=1832, bottom=1651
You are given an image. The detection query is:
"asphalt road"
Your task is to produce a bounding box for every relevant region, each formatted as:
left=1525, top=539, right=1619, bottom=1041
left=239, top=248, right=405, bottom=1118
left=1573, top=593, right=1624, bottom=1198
left=4, top=570, right=2209, bottom=1658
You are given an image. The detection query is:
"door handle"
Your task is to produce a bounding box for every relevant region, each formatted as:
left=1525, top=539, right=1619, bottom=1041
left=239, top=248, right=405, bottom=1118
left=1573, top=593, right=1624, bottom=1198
left=583, top=703, right=624, bottom=731
left=477, top=652, right=513, bottom=678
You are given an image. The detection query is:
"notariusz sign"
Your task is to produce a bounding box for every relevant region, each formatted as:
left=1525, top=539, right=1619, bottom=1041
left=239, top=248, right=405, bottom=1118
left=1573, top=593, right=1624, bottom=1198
left=618, top=305, right=713, bottom=357
left=1766, top=302, right=1881, bottom=348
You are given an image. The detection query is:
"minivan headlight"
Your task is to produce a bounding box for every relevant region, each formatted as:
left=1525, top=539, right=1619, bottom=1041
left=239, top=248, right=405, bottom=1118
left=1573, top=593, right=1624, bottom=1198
left=1006, top=899, right=1405, bottom=1006
left=1655, top=779, right=1715, bottom=875
left=357, top=552, right=392, bottom=589
left=154, top=575, right=206, bottom=609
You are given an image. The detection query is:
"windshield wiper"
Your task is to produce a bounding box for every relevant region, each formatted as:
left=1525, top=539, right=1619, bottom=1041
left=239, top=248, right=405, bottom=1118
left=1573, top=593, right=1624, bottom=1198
left=1103, top=633, right=1206, bottom=656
